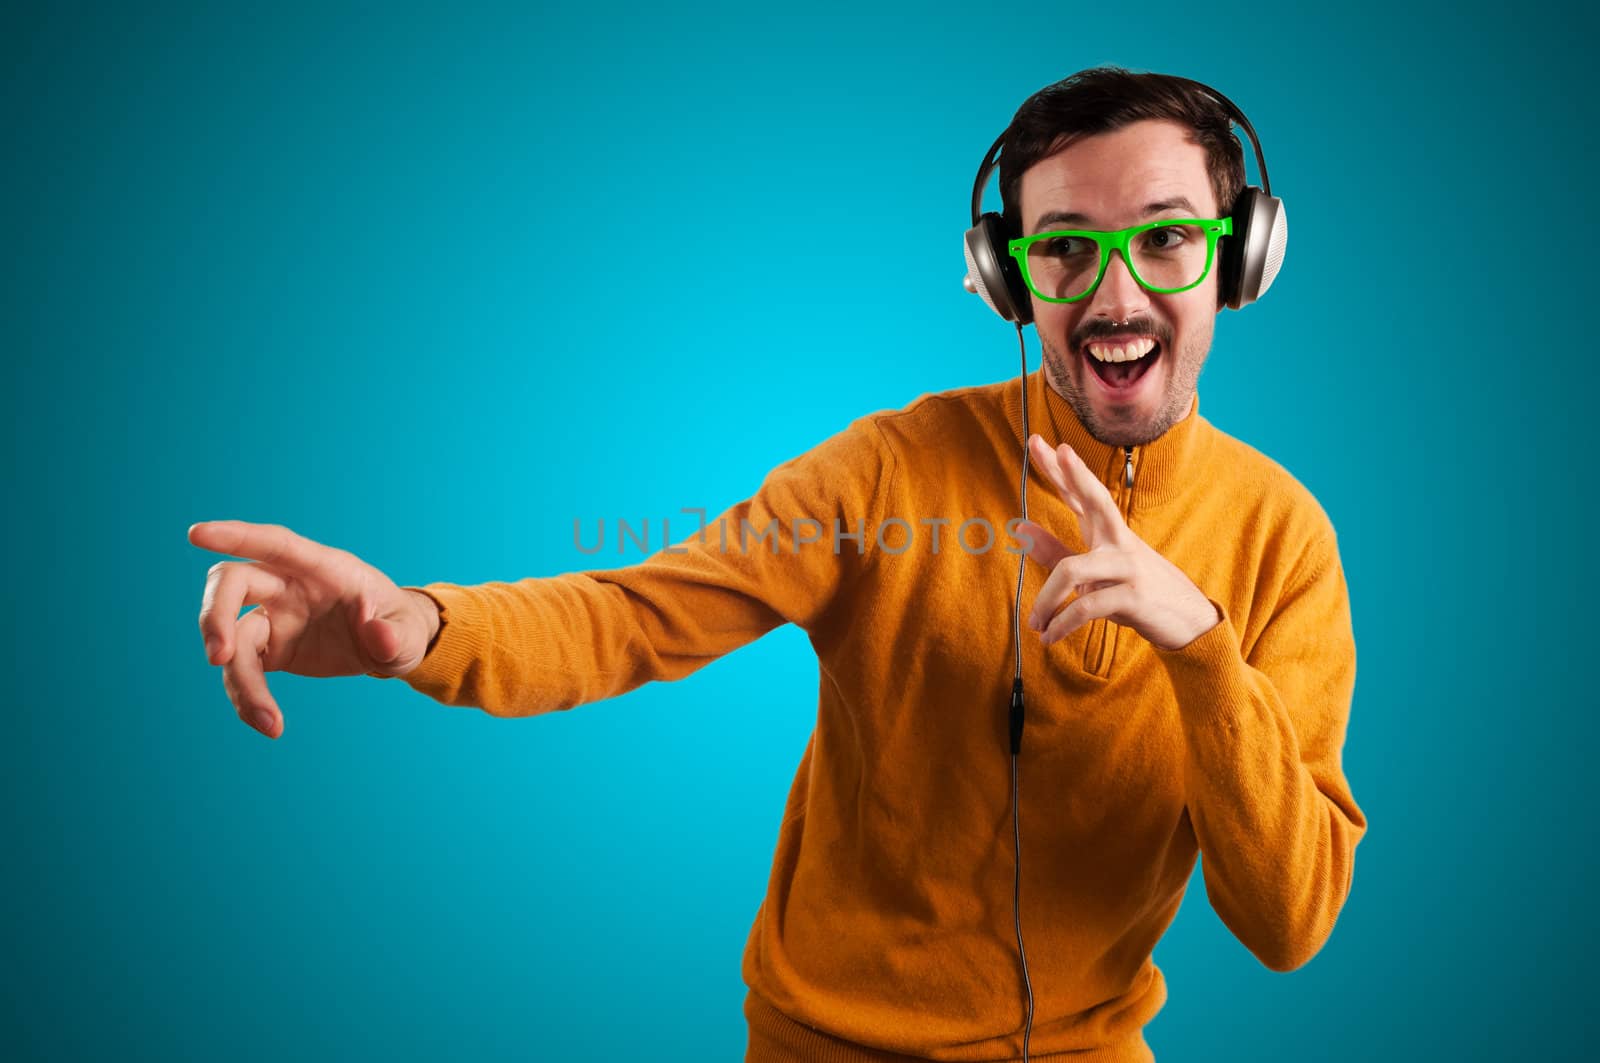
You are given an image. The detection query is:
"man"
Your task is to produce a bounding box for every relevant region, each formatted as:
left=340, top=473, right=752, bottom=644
left=191, top=66, right=1364, bottom=1063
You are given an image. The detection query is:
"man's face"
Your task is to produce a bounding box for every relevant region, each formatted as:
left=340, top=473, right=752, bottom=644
left=1018, top=119, right=1223, bottom=448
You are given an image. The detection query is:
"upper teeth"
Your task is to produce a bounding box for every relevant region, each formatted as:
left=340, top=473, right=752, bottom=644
left=1087, top=338, right=1157, bottom=362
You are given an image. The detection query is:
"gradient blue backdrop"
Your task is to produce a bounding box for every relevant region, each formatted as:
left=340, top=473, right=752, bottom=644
left=5, top=2, right=1591, bottom=1060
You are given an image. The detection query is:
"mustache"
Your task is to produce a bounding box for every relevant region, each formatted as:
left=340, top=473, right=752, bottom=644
left=1073, top=321, right=1168, bottom=348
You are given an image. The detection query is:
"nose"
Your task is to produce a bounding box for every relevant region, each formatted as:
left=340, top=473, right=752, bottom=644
left=1084, top=246, right=1150, bottom=322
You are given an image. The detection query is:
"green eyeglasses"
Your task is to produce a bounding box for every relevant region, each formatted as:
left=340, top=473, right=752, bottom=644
left=1007, top=217, right=1232, bottom=303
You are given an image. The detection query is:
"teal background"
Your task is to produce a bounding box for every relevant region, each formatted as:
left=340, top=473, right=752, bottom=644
left=5, top=2, right=1591, bottom=1060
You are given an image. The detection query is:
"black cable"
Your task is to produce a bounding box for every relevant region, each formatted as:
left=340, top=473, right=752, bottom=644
left=1012, top=748, right=1032, bottom=1061
left=1008, top=320, right=1035, bottom=1061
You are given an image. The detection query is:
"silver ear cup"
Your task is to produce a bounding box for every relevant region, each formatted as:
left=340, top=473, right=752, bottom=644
left=962, top=214, right=1030, bottom=324
left=1237, top=192, right=1287, bottom=307
left=1255, top=196, right=1287, bottom=300
left=962, top=226, right=1003, bottom=315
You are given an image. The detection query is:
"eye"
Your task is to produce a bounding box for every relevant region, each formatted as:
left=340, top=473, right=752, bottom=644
left=1145, top=225, right=1189, bottom=249
left=1040, top=235, right=1091, bottom=257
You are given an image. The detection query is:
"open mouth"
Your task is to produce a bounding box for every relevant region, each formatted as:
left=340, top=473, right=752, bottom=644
left=1083, top=338, right=1161, bottom=393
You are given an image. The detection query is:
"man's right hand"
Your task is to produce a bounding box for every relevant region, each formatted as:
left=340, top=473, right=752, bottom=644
left=189, top=520, right=440, bottom=739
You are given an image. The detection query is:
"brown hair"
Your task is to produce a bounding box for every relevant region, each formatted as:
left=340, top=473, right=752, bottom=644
left=997, top=66, right=1246, bottom=239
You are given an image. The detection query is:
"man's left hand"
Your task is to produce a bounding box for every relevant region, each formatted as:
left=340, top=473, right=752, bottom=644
left=1018, top=434, right=1222, bottom=653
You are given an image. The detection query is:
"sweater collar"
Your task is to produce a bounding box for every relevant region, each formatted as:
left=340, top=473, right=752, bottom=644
left=1001, top=367, right=1212, bottom=510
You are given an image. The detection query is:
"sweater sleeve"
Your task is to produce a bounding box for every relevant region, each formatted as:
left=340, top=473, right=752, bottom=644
left=1151, top=531, right=1367, bottom=972
left=373, top=414, right=891, bottom=717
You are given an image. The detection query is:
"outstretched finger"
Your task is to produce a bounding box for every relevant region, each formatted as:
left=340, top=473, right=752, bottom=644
left=221, top=607, right=282, bottom=739
left=1027, top=435, right=1084, bottom=516
left=1053, top=444, right=1126, bottom=540
left=198, top=562, right=287, bottom=666
left=189, top=520, right=327, bottom=573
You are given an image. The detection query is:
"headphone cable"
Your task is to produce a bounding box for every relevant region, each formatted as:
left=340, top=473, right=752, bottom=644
left=1008, top=320, right=1035, bottom=1062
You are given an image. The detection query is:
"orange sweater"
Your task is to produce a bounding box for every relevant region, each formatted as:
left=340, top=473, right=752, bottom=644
left=386, top=368, right=1366, bottom=1062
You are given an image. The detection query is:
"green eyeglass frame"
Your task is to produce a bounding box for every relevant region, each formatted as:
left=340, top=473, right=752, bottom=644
left=1007, top=217, right=1233, bottom=303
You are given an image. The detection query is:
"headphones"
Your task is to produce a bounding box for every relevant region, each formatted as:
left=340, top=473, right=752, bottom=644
left=962, top=75, right=1286, bottom=323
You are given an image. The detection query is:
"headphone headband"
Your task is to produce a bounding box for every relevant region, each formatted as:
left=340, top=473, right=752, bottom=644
left=969, top=77, right=1271, bottom=229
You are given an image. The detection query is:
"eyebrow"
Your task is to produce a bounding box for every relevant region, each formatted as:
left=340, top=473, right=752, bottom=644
left=1031, top=196, right=1200, bottom=234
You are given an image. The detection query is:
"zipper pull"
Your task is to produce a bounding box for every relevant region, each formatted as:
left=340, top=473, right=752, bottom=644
left=1123, top=445, right=1135, bottom=489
